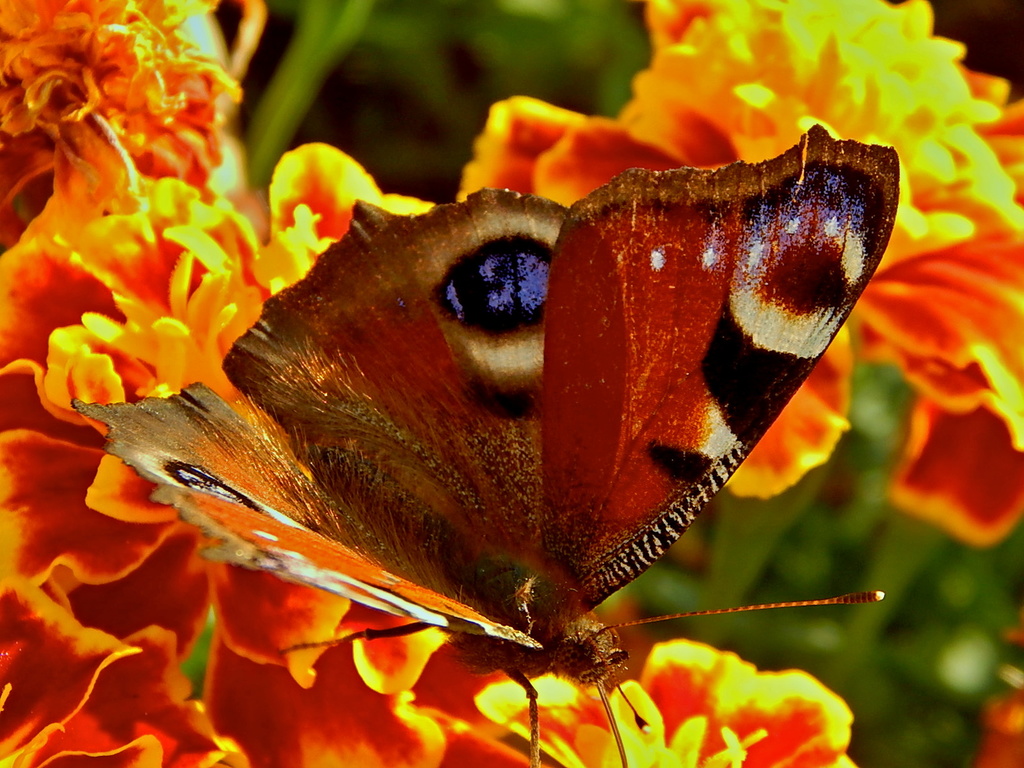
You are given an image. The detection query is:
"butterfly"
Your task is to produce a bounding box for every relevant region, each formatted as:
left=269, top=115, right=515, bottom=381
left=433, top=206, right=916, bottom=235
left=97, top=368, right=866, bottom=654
left=75, top=125, right=898, bottom=766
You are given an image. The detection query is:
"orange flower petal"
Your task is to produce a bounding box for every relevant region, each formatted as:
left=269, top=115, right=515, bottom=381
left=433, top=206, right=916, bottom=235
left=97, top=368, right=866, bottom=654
left=642, top=640, right=853, bottom=768
left=412, top=643, right=504, bottom=729
left=269, top=143, right=385, bottom=241
left=347, top=604, right=447, bottom=695
left=731, top=333, right=853, bottom=497
left=27, top=626, right=225, bottom=768
left=84, top=455, right=178, bottom=525
left=0, top=0, right=239, bottom=238
left=209, top=566, right=350, bottom=688
left=976, top=687, right=1024, bottom=768
left=67, top=529, right=210, bottom=656
left=0, top=362, right=97, bottom=442
left=436, top=713, right=528, bottom=768
left=73, top=178, right=261, bottom=315
left=459, top=96, right=588, bottom=197
left=477, top=640, right=853, bottom=767
left=0, top=430, right=170, bottom=584
left=477, top=677, right=665, bottom=768
left=207, top=631, right=445, bottom=768
left=33, top=736, right=167, bottom=768
left=533, top=117, right=683, bottom=206
left=261, top=144, right=431, bottom=295
left=983, top=98, right=1024, bottom=206
left=891, top=402, right=1024, bottom=546
left=624, top=0, right=1024, bottom=260
left=0, top=578, right=137, bottom=759
left=0, top=237, right=117, bottom=367
left=859, top=239, right=1024, bottom=448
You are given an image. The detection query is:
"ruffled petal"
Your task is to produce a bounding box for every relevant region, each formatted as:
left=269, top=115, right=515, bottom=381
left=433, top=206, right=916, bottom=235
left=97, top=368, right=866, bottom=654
left=0, top=578, right=137, bottom=759
left=206, top=631, right=445, bottom=768
left=643, top=640, right=853, bottom=768
left=459, top=96, right=587, bottom=197
left=627, top=0, right=1024, bottom=261
left=859, top=239, right=1024, bottom=449
left=24, top=626, right=226, bottom=768
left=0, top=0, right=240, bottom=241
left=260, top=143, right=432, bottom=295
left=890, top=401, right=1024, bottom=546
left=0, top=237, right=117, bottom=367
left=533, top=117, right=682, bottom=206
left=67, top=529, right=210, bottom=656
left=0, top=430, right=170, bottom=584
left=209, top=565, right=350, bottom=688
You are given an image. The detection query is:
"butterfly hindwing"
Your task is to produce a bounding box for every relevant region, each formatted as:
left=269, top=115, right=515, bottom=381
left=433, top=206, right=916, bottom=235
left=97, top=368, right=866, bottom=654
left=75, top=386, right=538, bottom=647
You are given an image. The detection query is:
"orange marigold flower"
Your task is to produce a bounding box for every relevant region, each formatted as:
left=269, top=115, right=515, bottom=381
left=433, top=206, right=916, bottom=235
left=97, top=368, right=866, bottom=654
left=478, top=639, right=856, bottom=768
left=974, top=619, right=1024, bottom=768
left=460, top=0, right=1024, bottom=541
left=0, top=578, right=227, bottom=767
left=0, top=0, right=240, bottom=245
left=976, top=685, right=1024, bottom=768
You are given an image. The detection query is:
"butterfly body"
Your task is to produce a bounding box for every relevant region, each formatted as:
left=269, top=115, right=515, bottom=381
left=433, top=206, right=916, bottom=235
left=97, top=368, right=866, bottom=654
left=75, top=127, right=898, bottom=751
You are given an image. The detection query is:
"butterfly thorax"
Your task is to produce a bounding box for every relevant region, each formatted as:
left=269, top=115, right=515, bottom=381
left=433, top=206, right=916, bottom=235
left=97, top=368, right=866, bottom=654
left=449, top=613, right=627, bottom=686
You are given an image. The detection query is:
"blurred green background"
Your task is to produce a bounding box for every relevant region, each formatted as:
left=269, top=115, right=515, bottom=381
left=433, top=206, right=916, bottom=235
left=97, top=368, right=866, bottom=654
left=219, top=1, right=1024, bottom=766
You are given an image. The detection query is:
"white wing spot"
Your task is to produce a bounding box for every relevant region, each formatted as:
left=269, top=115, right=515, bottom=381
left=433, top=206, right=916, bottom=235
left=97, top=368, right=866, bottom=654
left=730, top=288, right=838, bottom=359
left=842, top=230, right=866, bottom=283
left=701, top=402, right=741, bottom=459
left=784, top=216, right=800, bottom=234
left=746, top=239, right=766, bottom=269
left=650, top=247, right=666, bottom=271
left=266, top=509, right=306, bottom=530
left=824, top=216, right=841, bottom=237
left=702, top=243, right=717, bottom=269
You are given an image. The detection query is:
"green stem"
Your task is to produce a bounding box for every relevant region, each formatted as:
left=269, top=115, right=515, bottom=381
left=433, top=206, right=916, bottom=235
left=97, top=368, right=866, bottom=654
left=699, top=468, right=826, bottom=644
left=829, top=511, right=944, bottom=685
left=246, top=0, right=377, bottom=187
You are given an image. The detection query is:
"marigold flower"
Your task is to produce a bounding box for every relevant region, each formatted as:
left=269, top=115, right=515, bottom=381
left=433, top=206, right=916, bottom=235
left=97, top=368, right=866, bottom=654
left=975, top=684, right=1024, bottom=768
left=0, top=578, right=227, bottom=767
left=0, top=0, right=241, bottom=245
left=974, top=617, right=1024, bottom=768
left=460, top=0, right=1024, bottom=542
left=478, top=639, right=856, bottom=768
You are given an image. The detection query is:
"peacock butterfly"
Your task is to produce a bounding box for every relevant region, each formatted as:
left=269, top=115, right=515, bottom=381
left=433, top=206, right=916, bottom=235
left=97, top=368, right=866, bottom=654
left=75, top=125, right=899, bottom=766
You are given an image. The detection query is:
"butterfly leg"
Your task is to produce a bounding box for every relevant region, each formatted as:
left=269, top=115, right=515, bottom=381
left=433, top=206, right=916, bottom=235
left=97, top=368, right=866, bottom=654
left=282, top=621, right=433, bottom=653
left=508, top=670, right=541, bottom=768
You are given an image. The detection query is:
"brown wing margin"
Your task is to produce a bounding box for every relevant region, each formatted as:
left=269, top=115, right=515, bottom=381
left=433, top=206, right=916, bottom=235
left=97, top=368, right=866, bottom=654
left=539, top=126, right=900, bottom=608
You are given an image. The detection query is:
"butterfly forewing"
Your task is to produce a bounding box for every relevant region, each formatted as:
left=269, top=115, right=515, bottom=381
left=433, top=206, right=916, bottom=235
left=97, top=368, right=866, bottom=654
left=541, top=126, right=899, bottom=605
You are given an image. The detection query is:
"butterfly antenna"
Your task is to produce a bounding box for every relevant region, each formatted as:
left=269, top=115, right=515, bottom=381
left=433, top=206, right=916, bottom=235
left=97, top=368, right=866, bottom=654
left=598, top=682, right=629, bottom=768
left=599, top=591, right=884, bottom=634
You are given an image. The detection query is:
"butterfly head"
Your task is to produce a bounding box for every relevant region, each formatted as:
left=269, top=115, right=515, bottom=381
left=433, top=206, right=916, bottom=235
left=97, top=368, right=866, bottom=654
left=451, top=613, right=629, bottom=688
